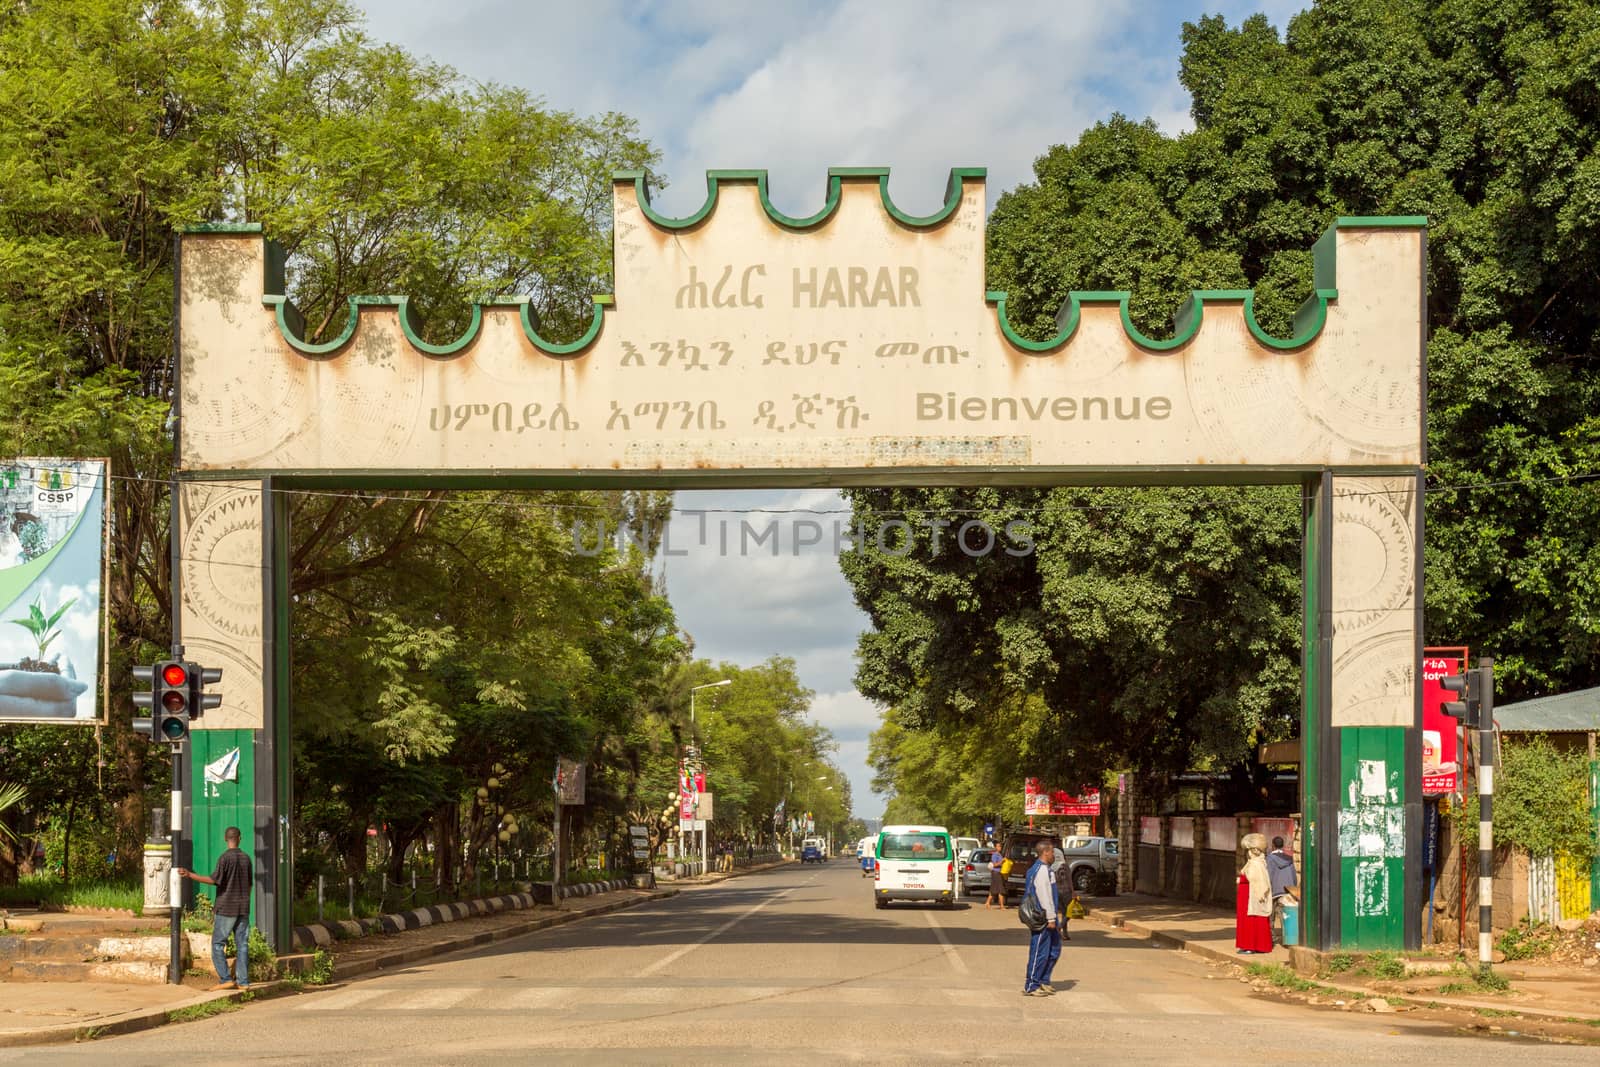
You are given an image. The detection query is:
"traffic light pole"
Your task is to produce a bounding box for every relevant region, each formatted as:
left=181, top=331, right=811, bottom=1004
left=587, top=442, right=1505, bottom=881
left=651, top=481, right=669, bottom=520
left=169, top=742, right=184, bottom=985
left=1476, top=658, right=1495, bottom=974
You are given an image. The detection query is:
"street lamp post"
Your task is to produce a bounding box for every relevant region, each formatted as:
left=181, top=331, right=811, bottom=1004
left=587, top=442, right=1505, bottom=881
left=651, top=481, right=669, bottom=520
left=689, top=680, right=732, bottom=875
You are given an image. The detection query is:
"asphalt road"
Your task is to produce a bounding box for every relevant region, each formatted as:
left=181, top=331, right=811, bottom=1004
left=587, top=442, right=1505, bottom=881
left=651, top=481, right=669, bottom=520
left=11, top=862, right=1596, bottom=1065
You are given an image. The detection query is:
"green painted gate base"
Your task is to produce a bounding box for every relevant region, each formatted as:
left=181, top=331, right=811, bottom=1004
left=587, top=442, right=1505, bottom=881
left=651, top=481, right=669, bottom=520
left=187, top=729, right=256, bottom=925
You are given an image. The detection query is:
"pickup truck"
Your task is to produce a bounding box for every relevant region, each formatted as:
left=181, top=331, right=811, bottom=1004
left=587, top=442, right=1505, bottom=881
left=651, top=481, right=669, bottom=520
left=999, top=831, right=1119, bottom=897
left=1057, top=835, right=1118, bottom=894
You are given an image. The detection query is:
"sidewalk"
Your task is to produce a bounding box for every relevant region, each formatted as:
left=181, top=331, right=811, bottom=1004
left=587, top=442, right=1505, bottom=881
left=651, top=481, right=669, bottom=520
left=1082, top=892, right=1600, bottom=1023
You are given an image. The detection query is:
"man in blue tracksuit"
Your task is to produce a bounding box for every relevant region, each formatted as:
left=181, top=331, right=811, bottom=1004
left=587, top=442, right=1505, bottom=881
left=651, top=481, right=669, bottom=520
left=1023, top=840, right=1062, bottom=996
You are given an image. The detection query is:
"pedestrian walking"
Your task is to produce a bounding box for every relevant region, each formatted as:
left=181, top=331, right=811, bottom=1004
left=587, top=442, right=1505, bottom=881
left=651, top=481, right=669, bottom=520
left=1266, top=835, right=1297, bottom=945
left=1235, top=832, right=1272, bottom=955
left=1021, top=840, right=1061, bottom=996
left=178, top=826, right=253, bottom=989
left=985, top=847, right=1006, bottom=909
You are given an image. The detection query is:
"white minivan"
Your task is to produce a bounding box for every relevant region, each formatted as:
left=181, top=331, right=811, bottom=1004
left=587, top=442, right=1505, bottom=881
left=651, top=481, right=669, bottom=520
left=873, top=825, right=956, bottom=909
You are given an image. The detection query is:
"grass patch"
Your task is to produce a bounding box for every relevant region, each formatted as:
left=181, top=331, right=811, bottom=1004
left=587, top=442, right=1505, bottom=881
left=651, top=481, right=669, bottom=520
left=1497, top=917, right=1561, bottom=961
left=1475, top=1007, right=1520, bottom=1018
left=1247, top=962, right=1329, bottom=995
left=1365, top=951, right=1407, bottom=980
left=1323, top=952, right=1357, bottom=975
left=168, top=999, right=241, bottom=1023
left=0, top=874, right=141, bottom=912
left=1437, top=968, right=1512, bottom=997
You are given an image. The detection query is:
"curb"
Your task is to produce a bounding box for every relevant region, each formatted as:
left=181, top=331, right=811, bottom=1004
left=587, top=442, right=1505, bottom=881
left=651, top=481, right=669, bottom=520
left=1083, top=907, right=1600, bottom=1026
left=325, top=887, right=679, bottom=980
left=292, top=880, right=635, bottom=949
left=0, top=981, right=295, bottom=1050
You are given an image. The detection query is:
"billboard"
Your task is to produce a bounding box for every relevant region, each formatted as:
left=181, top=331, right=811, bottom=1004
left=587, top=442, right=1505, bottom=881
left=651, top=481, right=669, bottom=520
left=554, top=757, right=586, bottom=805
left=679, top=763, right=704, bottom=822
left=1420, top=652, right=1465, bottom=797
left=1024, top=777, right=1102, bottom=817
left=1, top=460, right=105, bottom=724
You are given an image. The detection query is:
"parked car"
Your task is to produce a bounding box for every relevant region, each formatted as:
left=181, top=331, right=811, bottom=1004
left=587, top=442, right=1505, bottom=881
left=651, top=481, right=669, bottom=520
left=1057, top=835, right=1119, bottom=894
left=960, top=848, right=996, bottom=896
left=998, top=830, right=1063, bottom=899
left=953, top=836, right=981, bottom=867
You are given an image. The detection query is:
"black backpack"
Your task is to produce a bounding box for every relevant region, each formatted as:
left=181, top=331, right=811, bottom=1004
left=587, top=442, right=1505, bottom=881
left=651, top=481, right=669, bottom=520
left=1017, top=869, right=1048, bottom=932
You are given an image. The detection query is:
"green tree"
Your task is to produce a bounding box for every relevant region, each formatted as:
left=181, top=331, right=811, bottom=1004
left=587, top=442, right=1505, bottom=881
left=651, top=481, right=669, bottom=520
left=0, top=0, right=657, bottom=870
left=855, top=0, right=1600, bottom=816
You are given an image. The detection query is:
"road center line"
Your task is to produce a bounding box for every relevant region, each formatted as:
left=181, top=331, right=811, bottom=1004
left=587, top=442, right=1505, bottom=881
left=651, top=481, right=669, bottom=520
left=923, top=910, right=968, bottom=974
left=636, top=886, right=796, bottom=977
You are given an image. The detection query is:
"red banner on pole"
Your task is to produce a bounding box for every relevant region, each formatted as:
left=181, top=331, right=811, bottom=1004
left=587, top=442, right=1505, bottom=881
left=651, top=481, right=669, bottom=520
left=1421, top=653, right=1464, bottom=796
left=1024, top=777, right=1101, bottom=816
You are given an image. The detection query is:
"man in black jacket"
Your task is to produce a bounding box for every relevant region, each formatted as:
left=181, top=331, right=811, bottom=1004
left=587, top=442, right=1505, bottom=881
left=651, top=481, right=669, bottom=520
left=179, top=826, right=253, bottom=989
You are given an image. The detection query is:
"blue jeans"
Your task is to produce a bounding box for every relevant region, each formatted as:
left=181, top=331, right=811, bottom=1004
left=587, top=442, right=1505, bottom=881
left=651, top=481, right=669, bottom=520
left=1024, top=924, right=1061, bottom=991
left=212, top=913, right=250, bottom=986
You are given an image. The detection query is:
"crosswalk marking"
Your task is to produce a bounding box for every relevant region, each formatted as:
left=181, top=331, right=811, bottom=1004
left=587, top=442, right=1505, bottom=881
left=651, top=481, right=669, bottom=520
left=1048, top=991, right=1117, bottom=1013
left=382, top=987, right=478, bottom=1011
left=1138, top=993, right=1225, bottom=1015
left=299, top=987, right=390, bottom=1012
left=294, top=982, right=1242, bottom=1017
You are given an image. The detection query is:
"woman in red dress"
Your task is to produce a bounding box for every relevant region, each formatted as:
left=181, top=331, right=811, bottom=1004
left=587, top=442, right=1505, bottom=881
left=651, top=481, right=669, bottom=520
left=1236, top=832, right=1273, bottom=954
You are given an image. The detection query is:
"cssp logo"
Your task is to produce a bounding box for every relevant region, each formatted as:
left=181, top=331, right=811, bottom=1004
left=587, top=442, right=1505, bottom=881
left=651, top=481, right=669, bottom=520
left=33, top=467, right=76, bottom=505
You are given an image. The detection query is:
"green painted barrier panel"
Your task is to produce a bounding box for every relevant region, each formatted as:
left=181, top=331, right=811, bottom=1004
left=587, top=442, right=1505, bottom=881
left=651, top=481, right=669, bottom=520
left=1338, top=727, right=1406, bottom=950
left=188, top=729, right=255, bottom=923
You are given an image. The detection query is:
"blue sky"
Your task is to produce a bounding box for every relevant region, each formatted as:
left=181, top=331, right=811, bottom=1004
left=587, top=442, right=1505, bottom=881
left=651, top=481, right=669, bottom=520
left=360, top=0, right=1308, bottom=818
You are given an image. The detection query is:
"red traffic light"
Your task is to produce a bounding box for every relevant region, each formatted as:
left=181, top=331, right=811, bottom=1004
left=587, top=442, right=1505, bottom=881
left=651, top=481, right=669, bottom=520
left=162, top=663, right=188, bottom=686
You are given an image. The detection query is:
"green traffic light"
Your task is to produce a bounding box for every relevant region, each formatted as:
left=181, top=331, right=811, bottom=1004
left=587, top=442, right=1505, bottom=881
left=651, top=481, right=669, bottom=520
left=160, top=716, right=187, bottom=740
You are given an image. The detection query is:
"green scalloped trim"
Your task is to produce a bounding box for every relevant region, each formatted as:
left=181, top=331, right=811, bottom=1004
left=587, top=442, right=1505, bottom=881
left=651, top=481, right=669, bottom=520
left=986, top=288, right=1338, bottom=354
left=260, top=292, right=610, bottom=358
left=182, top=222, right=263, bottom=234
left=616, top=166, right=985, bottom=232
left=987, top=214, right=1425, bottom=355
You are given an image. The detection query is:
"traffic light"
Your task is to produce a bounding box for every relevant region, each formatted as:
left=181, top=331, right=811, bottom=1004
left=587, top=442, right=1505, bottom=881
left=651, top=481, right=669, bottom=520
left=132, top=664, right=156, bottom=738
left=1439, top=670, right=1478, bottom=728
left=155, top=661, right=190, bottom=742
left=188, top=664, right=222, bottom=719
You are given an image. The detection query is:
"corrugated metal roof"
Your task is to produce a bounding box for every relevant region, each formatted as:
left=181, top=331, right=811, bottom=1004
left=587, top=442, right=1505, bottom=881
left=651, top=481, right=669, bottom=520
left=1494, top=686, right=1600, bottom=733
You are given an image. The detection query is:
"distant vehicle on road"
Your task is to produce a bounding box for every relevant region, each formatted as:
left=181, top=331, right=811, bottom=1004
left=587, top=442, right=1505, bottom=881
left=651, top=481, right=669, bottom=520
left=953, top=836, right=981, bottom=867
left=800, top=836, right=827, bottom=863
left=960, top=847, right=995, bottom=896
left=857, top=834, right=877, bottom=877
left=873, top=825, right=956, bottom=909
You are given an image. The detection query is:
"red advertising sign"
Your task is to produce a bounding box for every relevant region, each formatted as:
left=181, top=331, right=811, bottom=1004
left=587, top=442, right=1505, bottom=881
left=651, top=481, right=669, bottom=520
left=1421, top=653, right=1463, bottom=796
left=678, top=764, right=705, bottom=821
left=1024, top=777, right=1102, bottom=816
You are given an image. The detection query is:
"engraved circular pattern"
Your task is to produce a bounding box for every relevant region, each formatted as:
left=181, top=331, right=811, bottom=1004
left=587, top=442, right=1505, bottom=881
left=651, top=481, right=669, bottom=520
left=180, top=490, right=262, bottom=643
left=1331, top=485, right=1414, bottom=635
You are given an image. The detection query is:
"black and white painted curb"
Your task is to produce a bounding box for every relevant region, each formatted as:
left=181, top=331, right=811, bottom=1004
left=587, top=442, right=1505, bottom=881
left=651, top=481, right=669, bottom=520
left=292, top=880, right=632, bottom=950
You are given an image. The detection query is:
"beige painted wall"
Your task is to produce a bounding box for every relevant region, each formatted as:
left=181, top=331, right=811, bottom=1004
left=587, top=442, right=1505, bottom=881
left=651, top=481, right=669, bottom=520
left=1330, top=474, right=1419, bottom=728
left=179, top=175, right=1423, bottom=475
left=178, top=481, right=263, bottom=731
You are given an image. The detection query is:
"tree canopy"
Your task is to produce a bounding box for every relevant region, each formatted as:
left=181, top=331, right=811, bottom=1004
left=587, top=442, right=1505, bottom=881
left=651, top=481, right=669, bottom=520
left=858, top=0, right=1600, bottom=818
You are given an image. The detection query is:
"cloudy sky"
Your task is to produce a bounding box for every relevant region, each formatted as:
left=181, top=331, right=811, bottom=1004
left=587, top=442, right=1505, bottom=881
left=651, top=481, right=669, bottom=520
left=360, top=0, right=1306, bottom=816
